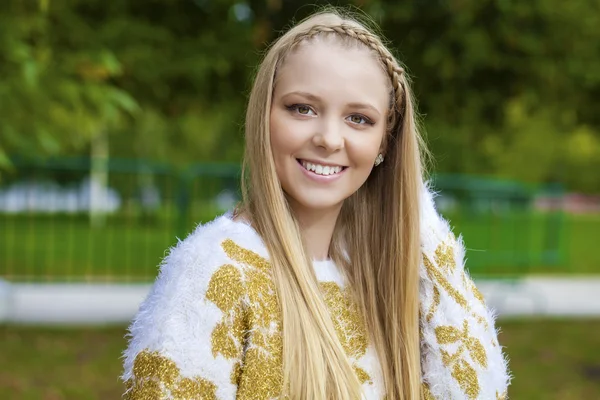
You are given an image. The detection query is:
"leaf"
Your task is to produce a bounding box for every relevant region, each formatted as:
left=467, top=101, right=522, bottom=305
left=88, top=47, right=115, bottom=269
left=37, top=130, right=61, bottom=154
left=22, top=60, right=38, bottom=88
left=0, top=147, right=12, bottom=169
left=99, top=50, right=123, bottom=76
left=109, top=89, right=140, bottom=115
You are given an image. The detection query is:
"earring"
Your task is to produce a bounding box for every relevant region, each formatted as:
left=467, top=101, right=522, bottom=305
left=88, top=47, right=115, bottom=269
left=374, top=154, right=384, bottom=166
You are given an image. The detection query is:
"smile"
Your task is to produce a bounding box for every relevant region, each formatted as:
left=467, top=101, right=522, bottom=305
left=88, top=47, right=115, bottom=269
left=298, top=159, right=347, bottom=176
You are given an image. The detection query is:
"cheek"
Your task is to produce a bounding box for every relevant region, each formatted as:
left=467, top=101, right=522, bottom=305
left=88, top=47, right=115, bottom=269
left=346, top=132, right=385, bottom=167
left=269, top=110, right=299, bottom=180
left=269, top=110, right=288, bottom=159
left=269, top=110, right=308, bottom=160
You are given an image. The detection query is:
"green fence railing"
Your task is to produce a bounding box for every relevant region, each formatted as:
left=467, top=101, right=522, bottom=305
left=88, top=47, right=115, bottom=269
left=431, top=175, right=566, bottom=276
left=0, top=157, right=587, bottom=283
left=0, top=157, right=239, bottom=282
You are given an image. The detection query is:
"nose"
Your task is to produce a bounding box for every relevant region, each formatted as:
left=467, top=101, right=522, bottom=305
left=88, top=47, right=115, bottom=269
left=312, top=118, right=344, bottom=152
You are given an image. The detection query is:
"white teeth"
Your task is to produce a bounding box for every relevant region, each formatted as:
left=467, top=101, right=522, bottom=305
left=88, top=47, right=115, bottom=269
left=300, top=160, right=343, bottom=176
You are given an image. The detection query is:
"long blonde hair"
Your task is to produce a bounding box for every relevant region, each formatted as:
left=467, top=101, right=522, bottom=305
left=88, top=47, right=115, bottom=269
left=241, top=9, right=426, bottom=400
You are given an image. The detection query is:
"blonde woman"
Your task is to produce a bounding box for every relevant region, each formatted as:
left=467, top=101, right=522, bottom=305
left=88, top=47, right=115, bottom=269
left=122, top=9, right=510, bottom=400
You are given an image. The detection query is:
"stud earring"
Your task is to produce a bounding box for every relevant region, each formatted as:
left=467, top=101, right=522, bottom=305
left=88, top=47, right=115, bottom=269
left=374, top=154, right=384, bottom=166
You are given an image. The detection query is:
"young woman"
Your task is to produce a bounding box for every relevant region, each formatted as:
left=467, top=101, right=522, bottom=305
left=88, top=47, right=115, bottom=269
left=122, top=10, right=510, bottom=400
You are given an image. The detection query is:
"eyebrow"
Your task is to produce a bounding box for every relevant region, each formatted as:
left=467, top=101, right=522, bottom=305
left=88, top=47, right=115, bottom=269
left=346, top=102, right=381, bottom=117
left=282, top=91, right=321, bottom=102
left=282, top=91, right=381, bottom=117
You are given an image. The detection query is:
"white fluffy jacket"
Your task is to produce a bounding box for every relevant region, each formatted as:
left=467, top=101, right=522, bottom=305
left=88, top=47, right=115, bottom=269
left=122, top=186, right=510, bottom=399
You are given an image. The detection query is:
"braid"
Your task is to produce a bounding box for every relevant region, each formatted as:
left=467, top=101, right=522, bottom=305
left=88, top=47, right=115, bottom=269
left=292, top=24, right=406, bottom=116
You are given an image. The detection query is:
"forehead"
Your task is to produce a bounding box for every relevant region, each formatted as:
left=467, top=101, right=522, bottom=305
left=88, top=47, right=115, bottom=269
left=274, top=38, right=390, bottom=109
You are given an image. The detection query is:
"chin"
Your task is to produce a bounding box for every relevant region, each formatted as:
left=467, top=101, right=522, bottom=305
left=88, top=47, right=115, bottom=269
left=287, top=193, right=346, bottom=213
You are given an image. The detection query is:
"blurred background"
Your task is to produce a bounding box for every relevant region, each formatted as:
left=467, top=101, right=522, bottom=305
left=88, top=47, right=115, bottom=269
left=0, top=0, right=599, bottom=399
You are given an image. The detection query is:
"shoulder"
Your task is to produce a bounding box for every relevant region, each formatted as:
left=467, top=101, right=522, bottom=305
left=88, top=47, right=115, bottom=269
left=122, top=214, right=272, bottom=398
left=130, top=213, right=269, bottom=328
left=418, top=182, right=482, bottom=311
left=152, top=213, right=268, bottom=297
left=419, top=182, right=456, bottom=251
left=122, top=213, right=269, bottom=388
left=418, top=183, right=469, bottom=290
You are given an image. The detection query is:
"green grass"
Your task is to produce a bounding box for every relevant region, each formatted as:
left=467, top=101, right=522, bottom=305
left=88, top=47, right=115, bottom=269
left=0, top=206, right=221, bottom=282
left=1, top=211, right=598, bottom=282
left=447, top=212, right=600, bottom=275
left=0, top=319, right=598, bottom=399
left=499, top=319, right=600, bottom=399
left=0, top=214, right=180, bottom=281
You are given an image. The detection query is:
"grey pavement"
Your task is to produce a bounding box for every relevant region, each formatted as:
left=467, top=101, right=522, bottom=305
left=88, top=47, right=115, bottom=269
left=1, top=277, right=600, bottom=325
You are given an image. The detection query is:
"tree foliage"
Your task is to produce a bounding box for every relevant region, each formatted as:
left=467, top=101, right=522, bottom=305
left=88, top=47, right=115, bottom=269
left=1, top=0, right=598, bottom=191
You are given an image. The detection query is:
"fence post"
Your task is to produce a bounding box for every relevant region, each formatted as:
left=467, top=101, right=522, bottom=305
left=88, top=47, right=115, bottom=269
left=542, top=182, right=565, bottom=267
left=90, top=130, right=109, bottom=228
left=176, top=168, right=192, bottom=239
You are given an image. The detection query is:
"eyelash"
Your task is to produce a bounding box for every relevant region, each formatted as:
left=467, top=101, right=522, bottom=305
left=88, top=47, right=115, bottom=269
left=285, top=104, right=375, bottom=126
left=285, top=104, right=315, bottom=115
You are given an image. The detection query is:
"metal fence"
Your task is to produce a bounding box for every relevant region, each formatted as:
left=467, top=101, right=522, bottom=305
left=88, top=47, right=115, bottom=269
left=431, top=174, right=566, bottom=276
left=0, top=158, right=572, bottom=283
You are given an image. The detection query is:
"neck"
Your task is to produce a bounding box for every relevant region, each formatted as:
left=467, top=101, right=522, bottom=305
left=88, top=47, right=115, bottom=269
left=288, top=200, right=343, bottom=261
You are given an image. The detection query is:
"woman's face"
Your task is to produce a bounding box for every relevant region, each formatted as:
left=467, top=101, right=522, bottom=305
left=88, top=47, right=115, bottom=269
left=270, top=39, right=389, bottom=214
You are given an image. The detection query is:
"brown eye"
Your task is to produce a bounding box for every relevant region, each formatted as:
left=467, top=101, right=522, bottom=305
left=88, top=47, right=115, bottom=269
left=285, top=104, right=316, bottom=116
left=348, top=114, right=373, bottom=125
left=298, top=105, right=311, bottom=114
left=350, top=115, right=364, bottom=124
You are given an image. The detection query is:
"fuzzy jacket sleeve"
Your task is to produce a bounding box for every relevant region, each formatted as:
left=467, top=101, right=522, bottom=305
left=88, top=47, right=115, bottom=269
left=419, top=185, right=511, bottom=400
left=121, top=222, right=244, bottom=399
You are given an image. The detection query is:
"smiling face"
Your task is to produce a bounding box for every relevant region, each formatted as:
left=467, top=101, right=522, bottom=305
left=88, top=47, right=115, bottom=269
left=270, top=38, right=390, bottom=215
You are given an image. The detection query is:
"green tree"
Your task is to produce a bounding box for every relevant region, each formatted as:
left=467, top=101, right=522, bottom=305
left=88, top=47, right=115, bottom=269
left=0, top=1, right=138, bottom=169
left=1, top=0, right=598, bottom=191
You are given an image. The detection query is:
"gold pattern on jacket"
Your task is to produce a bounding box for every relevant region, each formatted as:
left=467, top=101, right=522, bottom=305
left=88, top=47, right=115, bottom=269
left=124, top=350, right=217, bottom=399
left=125, top=239, right=373, bottom=399
left=421, top=234, right=500, bottom=400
